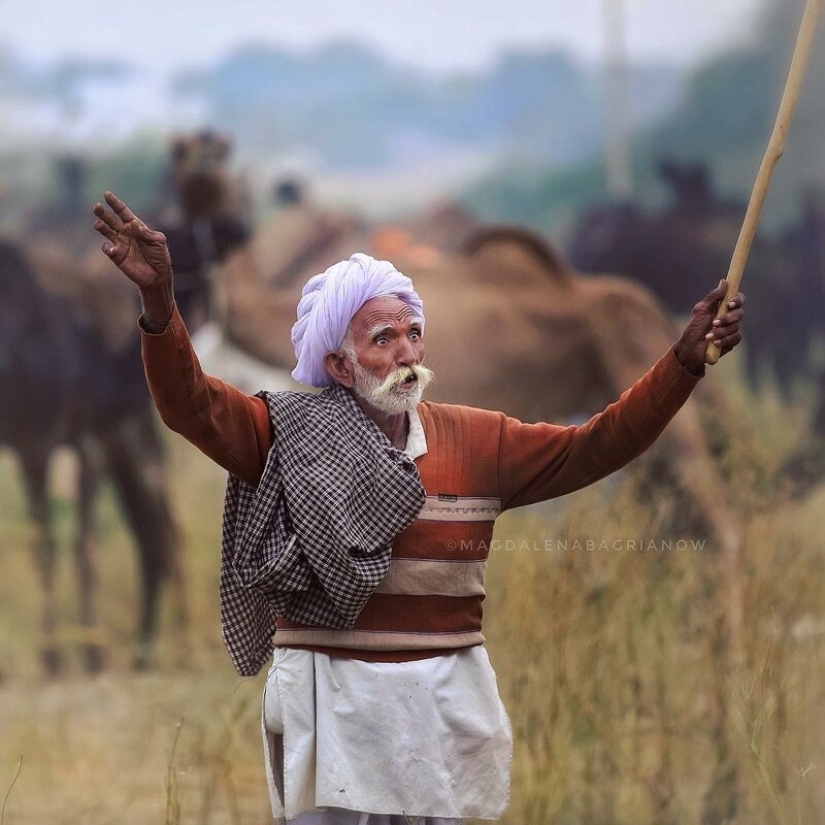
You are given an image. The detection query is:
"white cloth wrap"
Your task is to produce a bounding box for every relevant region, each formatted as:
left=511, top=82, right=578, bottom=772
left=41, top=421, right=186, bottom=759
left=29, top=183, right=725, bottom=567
left=290, top=253, right=425, bottom=388
left=262, top=647, right=512, bottom=822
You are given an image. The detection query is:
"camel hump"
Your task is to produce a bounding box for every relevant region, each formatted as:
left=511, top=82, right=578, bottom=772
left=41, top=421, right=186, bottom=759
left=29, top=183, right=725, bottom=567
left=577, top=272, right=679, bottom=344
left=658, top=158, right=713, bottom=203
left=462, top=225, right=574, bottom=286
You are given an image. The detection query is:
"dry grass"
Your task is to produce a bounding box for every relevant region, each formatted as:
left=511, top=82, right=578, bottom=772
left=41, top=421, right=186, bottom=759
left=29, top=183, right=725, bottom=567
left=0, top=444, right=272, bottom=825
left=1, top=374, right=824, bottom=824
left=486, top=486, right=825, bottom=824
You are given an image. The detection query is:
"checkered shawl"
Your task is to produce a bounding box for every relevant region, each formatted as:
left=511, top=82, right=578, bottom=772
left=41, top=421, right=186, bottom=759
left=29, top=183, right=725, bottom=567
left=220, top=384, right=426, bottom=676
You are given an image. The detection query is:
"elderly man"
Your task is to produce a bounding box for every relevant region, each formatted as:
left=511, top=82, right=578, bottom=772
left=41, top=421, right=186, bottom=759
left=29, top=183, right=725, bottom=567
left=93, top=192, right=744, bottom=824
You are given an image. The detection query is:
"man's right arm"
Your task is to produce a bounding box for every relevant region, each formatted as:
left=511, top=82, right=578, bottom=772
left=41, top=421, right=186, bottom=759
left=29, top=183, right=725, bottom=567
left=140, top=304, right=273, bottom=487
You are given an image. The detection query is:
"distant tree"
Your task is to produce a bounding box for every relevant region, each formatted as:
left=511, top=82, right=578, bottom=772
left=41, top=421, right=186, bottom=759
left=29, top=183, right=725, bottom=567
left=465, top=0, right=825, bottom=232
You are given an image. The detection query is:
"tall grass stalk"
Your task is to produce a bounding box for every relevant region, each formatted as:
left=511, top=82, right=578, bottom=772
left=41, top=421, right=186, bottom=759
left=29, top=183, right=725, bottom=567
left=165, top=718, right=185, bottom=825
left=1, top=755, right=23, bottom=825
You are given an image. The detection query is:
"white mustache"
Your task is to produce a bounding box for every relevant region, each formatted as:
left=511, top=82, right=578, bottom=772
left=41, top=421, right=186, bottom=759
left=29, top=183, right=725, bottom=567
left=376, top=363, right=435, bottom=395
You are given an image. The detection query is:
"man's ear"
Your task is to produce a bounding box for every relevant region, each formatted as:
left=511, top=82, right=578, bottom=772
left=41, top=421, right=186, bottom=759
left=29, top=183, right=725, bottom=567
left=324, top=351, right=355, bottom=388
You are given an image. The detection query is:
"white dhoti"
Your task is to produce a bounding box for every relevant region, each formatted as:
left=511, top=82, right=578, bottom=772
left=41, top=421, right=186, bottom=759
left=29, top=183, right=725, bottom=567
left=262, top=646, right=512, bottom=823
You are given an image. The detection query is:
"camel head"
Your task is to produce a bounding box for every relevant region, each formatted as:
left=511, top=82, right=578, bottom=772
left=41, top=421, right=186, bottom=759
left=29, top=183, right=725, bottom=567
left=657, top=158, right=718, bottom=214
left=657, top=158, right=749, bottom=226
left=170, top=130, right=234, bottom=220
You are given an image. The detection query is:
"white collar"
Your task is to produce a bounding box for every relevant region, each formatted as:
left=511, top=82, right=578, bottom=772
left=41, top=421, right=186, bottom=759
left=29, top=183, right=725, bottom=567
left=404, top=407, right=428, bottom=460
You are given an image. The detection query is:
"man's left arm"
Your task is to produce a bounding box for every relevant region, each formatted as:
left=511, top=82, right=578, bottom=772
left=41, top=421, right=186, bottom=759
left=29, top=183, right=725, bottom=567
left=498, top=281, right=744, bottom=510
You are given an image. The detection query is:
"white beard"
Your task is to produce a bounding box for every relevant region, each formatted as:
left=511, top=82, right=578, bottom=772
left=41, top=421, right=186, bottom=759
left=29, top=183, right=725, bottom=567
left=350, top=361, right=435, bottom=415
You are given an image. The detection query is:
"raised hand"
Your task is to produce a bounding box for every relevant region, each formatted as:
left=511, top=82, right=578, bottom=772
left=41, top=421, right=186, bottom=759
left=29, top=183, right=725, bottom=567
left=93, top=192, right=175, bottom=331
left=674, top=280, right=745, bottom=375
left=93, top=192, right=172, bottom=290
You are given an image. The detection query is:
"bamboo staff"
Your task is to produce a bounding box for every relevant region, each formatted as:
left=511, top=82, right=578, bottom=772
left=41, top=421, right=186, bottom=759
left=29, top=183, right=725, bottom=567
left=706, top=0, right=824, bottom=364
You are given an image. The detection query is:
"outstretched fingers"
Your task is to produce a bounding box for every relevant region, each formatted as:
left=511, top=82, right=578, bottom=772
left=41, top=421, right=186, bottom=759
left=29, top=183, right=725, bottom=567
left=93, top=218, right=118, bottom=244
left=93, top=200, right=124, bottom=233
left=104, top=191, right=138, bottom=224
left=92, top=191, right=142, bottom=237
left=94, top=193, right=163, bottom=246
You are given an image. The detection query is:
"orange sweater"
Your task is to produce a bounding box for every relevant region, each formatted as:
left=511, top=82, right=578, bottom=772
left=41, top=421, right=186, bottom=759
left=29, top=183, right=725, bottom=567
left=142, top=307, right=700, bottom=662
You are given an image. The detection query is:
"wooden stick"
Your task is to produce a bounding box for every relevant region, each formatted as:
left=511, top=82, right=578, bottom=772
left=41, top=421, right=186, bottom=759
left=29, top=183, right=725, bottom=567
left=706, top=0, right=824, bottom=364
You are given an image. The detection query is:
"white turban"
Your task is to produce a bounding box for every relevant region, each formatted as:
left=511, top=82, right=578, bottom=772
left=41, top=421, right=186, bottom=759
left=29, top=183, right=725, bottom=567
left=291, top=253, right=425, bottom=388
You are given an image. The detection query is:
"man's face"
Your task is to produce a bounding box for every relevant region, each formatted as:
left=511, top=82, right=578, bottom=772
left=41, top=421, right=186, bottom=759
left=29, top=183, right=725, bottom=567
left=337, top=296, right=432, bottom=415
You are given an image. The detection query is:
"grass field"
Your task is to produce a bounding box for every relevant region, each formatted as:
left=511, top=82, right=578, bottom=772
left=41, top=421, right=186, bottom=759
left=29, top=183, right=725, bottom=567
left=1, top=377, right=824, bottom=824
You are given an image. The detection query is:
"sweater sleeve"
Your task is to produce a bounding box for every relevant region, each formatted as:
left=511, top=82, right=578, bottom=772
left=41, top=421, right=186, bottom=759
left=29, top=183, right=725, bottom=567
left=498, top=347, right=701, bottom=510
left=139, top=306, right=273, bottom=486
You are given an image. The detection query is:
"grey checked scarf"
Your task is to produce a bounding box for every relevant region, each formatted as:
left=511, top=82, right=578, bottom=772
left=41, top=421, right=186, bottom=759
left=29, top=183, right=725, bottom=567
left=220, top=384, right=426, bottom=676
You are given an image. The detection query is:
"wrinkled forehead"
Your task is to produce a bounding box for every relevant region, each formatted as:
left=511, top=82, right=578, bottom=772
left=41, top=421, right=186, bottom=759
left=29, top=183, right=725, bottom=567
left=348, top=296, right=421, bottom=340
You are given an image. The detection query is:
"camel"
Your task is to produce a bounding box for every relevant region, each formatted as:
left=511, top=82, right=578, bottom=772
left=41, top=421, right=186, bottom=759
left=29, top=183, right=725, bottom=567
left=5, top=156, right=189, bottom=672
left=0, top=240, right=91, bottom=673
left=155, top=130, right=252, bottom=330
left=567, top=159, right=795, bottom=398
left=0, top=238, right=187, bottom=672
left=567, top=160, right=825, bottom=504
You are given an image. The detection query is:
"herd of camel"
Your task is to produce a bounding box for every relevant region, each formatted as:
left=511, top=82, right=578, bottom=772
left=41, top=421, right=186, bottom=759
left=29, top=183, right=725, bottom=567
left=5, top=130, right=825, bottom=820
left=5, top=132, right=825, bottom=674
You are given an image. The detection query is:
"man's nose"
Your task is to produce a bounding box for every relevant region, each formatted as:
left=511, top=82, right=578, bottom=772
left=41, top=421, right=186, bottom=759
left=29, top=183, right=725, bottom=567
left=397, top=336, right=420, bottom=365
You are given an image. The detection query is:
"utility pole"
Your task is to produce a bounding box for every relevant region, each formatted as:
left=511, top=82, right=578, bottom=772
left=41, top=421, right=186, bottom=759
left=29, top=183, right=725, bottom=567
left=603, top=0, right=633, bottom=198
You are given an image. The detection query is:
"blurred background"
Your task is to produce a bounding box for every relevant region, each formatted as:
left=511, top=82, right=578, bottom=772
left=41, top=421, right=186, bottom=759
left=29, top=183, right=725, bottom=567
left=2, top=0, right=825, bottom=823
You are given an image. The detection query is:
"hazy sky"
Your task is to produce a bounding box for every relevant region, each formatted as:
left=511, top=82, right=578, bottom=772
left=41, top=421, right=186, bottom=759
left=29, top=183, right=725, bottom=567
left=4, top=0, right=766, bottom=74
